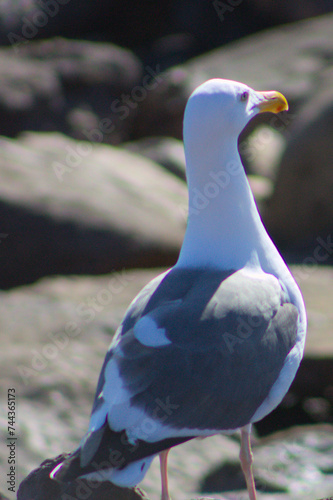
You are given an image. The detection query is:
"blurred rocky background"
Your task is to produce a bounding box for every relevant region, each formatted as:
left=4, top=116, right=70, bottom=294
left=0, top=2, right=333, bottom=499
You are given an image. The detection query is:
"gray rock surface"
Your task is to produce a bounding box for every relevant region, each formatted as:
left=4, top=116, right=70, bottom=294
left=263, top=87, right=333, bottom=249
left=0, top=38, right=142, bottom=142
left=124, top=136, right=186, bottom=181
left=0, top=0, right=332, bottom=64
left=182, top=13, right=333, bottom=107
left=295, top=266, right=333, bottom=357
left=0, top=132, right=187, bottom=288
left=168, top=424, right=333, bottom=500
left=0, top=13, right=333, bottom=145
left=0, top=267, right=332, bottom=499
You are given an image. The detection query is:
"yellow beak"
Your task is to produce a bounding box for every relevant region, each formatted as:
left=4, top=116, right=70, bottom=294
left=255, top=90, right=289, bottom=114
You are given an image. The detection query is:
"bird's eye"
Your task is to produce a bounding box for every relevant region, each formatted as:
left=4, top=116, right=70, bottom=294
left=240, top=91, right=249, bottom=102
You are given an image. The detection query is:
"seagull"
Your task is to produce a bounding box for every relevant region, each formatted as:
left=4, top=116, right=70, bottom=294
left=50, top=79, right=307, bottom=500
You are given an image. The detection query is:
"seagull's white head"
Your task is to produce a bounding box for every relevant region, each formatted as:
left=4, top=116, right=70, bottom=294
left=178, top=78, right=289, bottom=269
left=183, top=78, right=288, bottom=152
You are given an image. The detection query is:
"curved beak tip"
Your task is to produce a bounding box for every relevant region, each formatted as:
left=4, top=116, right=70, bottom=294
left=256, top=90, right=289, bottom=114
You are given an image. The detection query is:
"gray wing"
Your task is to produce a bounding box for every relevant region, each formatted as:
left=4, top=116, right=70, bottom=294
left=93, top=267, right=298, bottom=432
left=51, top=266, right=299, bottom=481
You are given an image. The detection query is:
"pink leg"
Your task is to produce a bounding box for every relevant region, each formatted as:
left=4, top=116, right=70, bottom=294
left=240, top=426, right=257, bottom=500
left=159, top=449, right=171, bottom=500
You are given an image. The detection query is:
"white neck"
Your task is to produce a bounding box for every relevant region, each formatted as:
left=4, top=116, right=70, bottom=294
left=177, top=141, right=285, bottom=276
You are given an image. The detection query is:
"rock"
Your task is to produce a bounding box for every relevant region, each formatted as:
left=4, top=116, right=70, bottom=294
left=0, top=1, right=177, bottom=59
left=124, top=136, right=186, bottom=180
left=253, top=424, right=333, bottom=498
left=293, top=266, right=333, bottom=357
left=0, top=38, right=142, bottom=142
left=0, top=1, right=332, bottom=67
left=179, top=12, right=333, bottom=108
left=199, top=425, right=333, bottom=500
left=263, top=87, right=333, bottom=252
left=0, top=132, right=187, bottom=288
left=247, top=175, right=274, bottom=211
left=132, top=67, right=190, bottom=140
left=0, top=48, right=63, bottom=138
left=239, top=125, right=286, bottom=180
left=17, top=453, right=148, bottom=500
